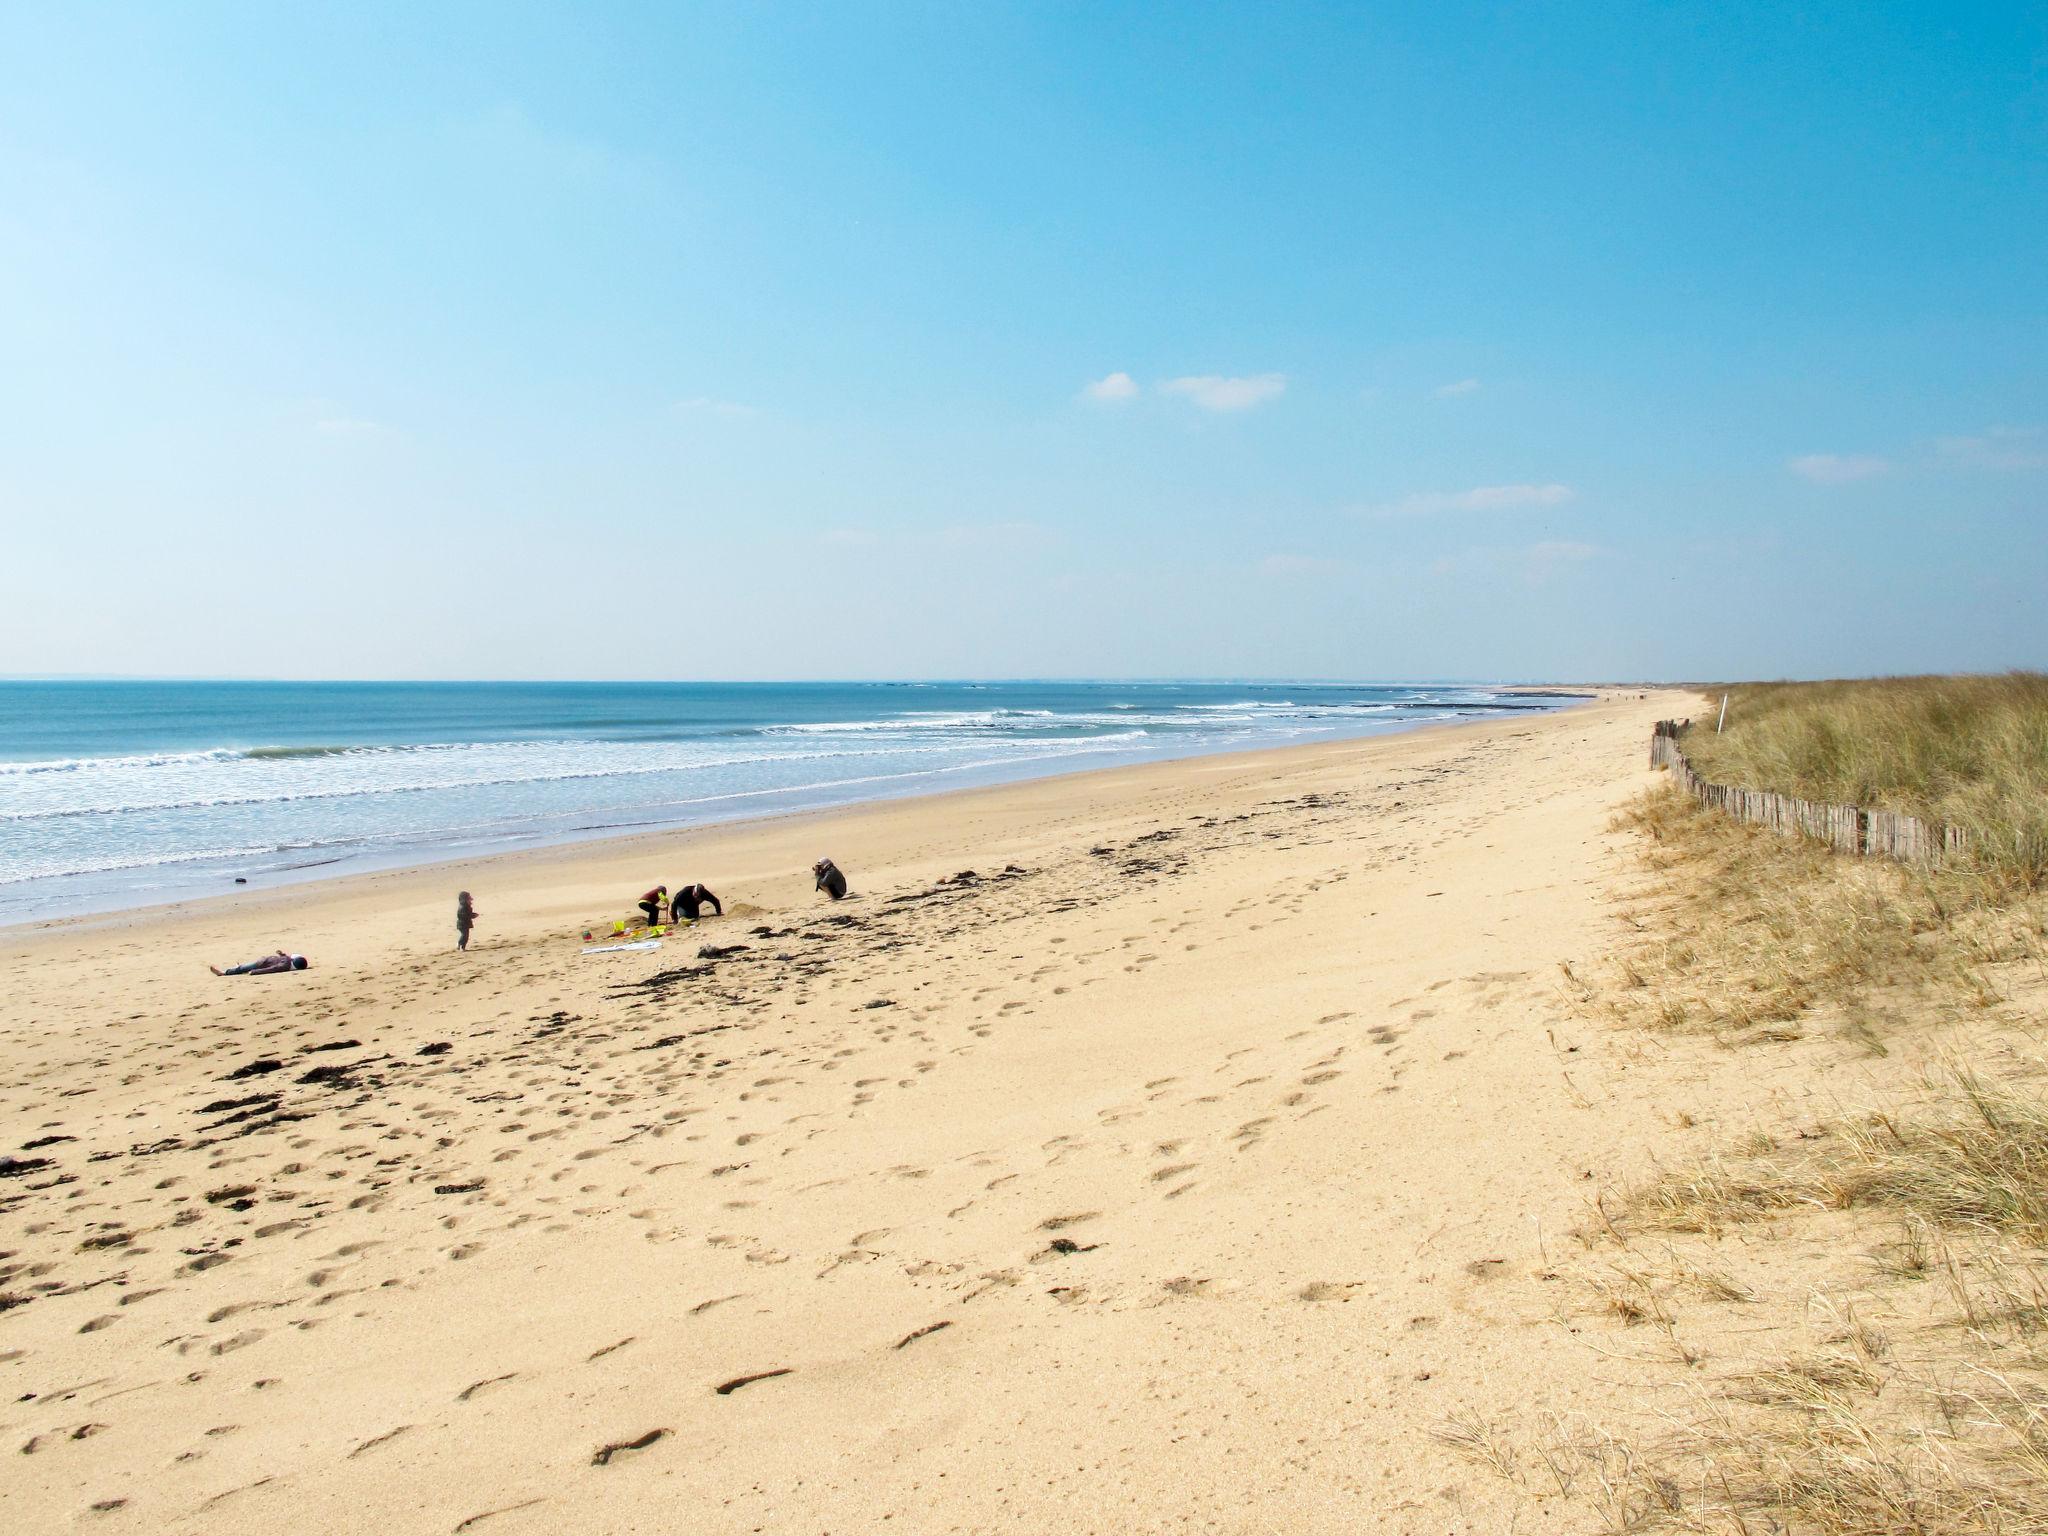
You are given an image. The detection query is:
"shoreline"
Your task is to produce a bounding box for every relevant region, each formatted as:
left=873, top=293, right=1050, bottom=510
left=1, top=691, right=1596, bottom=942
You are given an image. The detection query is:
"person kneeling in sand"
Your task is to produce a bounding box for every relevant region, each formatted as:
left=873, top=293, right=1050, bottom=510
left=813, top=858, right=848, bottom=901
left=211, top=951, right=308, bottom=976
left=670, top=883, right=721, bottom=920
left=636, top=885, right=668, bottom=929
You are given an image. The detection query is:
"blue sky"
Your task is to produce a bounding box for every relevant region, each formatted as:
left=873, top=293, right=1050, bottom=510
left=1, top=1, right=2042, bottom=681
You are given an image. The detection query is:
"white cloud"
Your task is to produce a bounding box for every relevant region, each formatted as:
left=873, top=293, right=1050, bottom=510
left=1431, top=378, right=1482, bottom=399
left=1161, top=373, right=1287, bottom=412
left=1368, top=483, right=1575, bottom=517
left=1788, top=453, right=1889, bottom=484
left=1080, top=371, right=1139, bottom=403
left=1935, top=426, right=2046, bottom=470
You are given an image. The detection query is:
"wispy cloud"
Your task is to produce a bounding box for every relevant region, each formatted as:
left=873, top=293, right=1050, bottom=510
left=1161, top=373, right=1286, bottom=412
left=1935, top=426, right=2046, bottom=471
left=1431, top=378, right=1481, bottom=399
left=1788, top=452, right=1889, bottom=484
left=1367, top=483, right=1575, bottom=517
left=1080, top=371, right=1139, bottom=403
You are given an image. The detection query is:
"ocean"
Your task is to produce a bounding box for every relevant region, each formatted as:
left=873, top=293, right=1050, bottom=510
left=0, top=679, right=1583, bottom=924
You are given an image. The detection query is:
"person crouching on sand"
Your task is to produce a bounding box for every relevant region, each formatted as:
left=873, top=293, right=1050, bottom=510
left=813, top=858, right=848, bottom=900
left=671, top=883, right=721, bottom=920
left=637, top=885, right=668, bottom=928
left=456, top=891, right=478, bottom=950
left=211, top=951, right=308, bottom=976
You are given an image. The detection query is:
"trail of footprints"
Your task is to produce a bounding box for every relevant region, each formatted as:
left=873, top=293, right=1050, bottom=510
left=1, top=732, right=1564, bottom=1523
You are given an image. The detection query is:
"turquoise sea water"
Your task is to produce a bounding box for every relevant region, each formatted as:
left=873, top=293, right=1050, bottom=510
left=0, top=679, right=1583, bottom=923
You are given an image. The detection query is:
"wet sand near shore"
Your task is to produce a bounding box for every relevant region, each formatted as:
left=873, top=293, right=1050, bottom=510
left=6, top=690, right=1718, bottom=1533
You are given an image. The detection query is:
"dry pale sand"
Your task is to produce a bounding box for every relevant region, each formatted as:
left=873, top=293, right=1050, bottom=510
left=5, top=689, right=1753, bottom=1533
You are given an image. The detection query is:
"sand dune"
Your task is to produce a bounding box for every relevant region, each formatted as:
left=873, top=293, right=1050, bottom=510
left=5, top=690, right=1703, bottom=1532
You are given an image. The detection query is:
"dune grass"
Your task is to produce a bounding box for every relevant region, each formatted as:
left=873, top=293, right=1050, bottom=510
left=1679, top=674, right=2048, bottom=886
left=1606, top=790, right=2023, bottom=1044
left=1433, top=688, right=2048, bottom=1530
left=1578, top=1064, right=2048, bottom=1536
left=1489, top=778, right=2048, bottom=1533
left=1614, top=1066, right=2048, bottom=1244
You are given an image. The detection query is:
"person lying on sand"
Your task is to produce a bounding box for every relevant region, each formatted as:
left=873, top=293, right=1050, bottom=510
left=670, top=883, right=721, bottom=920
left=211, top=951, right=308, bottom=976
left=813, top=858, right=848, bottom=900
left=637, top=885, right=667, bottom=928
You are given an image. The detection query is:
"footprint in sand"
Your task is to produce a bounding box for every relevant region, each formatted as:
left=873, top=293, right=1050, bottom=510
left=894, top=1320, right=953, bottom=1349
left=348, top=1424, right=414, bottom=1458
left=714, top=1368, right=792, bottom=1395
left=1038, top=1212, right=1099, bottom=1231
left=209, top=1329, right=266, bottom=1356
left=1298, top=1280, right=1364, bottom=1302
left=591, top=1428, right=668, bottom=1465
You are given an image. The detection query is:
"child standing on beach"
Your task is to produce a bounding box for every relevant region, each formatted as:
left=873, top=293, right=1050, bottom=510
left=456, top=891, right=478, bottom=950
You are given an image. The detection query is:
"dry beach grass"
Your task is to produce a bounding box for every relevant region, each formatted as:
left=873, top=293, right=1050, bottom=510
left=1435, top=680, right=2048, bottom=1534
left=1683, top=673, right=2048, bottom=886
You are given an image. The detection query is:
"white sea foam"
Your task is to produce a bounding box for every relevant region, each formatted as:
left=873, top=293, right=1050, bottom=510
left=0, top=732, right=1163, bottom=824
left=0, top=684, right=1564, bottom=913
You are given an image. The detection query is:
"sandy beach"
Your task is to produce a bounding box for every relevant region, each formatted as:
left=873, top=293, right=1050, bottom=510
left=6, top=688, right=1758, bottom=1532
left=12, top=4, right=2041, bottom=1526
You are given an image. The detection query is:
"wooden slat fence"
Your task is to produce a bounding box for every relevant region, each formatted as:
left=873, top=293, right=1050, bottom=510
left=1649, top=719, right=1968, bottom=866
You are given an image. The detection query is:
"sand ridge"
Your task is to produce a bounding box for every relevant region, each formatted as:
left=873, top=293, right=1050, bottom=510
left=5, top=691, right=1708, bottom=1532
